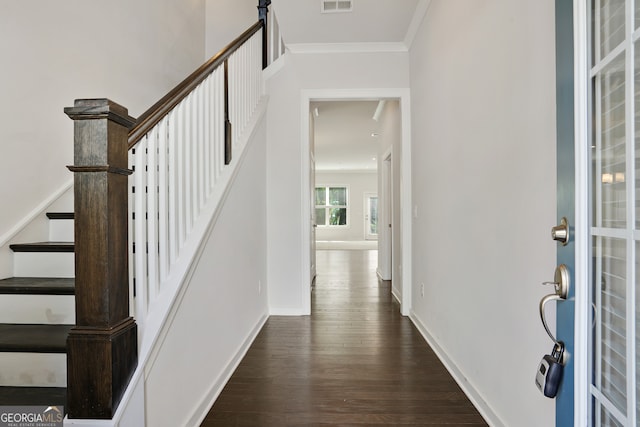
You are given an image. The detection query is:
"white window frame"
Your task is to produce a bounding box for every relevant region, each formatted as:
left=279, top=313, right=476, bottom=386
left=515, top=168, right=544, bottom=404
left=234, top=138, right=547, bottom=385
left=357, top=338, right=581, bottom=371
left=315, top=185, right=349, bottom=227
left=580, top=1, right=639, bottom=425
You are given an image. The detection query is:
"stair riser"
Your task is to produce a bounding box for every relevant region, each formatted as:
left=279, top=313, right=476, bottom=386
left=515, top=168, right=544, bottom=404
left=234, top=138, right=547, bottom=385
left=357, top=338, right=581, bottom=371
left=0, top=295, right=74, bottom=324
left=14, top=253, right=74, bottom=278
left=0, top=353, right=66, bottom=387
left=49, top=220, right=74, bottom=242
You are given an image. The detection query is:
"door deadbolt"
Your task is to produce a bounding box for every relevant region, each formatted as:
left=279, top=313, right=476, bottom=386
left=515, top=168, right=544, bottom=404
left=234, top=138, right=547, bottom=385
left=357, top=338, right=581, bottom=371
left=551, top=217, right=569, bottom=246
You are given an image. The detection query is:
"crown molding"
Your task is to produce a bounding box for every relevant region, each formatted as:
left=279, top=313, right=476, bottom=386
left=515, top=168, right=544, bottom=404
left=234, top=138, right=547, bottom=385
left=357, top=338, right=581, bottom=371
left=404, top=0, right=432, bottom=49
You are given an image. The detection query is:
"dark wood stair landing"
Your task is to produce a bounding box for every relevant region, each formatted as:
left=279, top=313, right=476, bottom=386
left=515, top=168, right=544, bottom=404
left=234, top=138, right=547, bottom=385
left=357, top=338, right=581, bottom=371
left=46, top=212, right=74, bottom=220
left=202, top=250, right=488, bottom=426
left=9, top=242, right=74, bottom=252
left=0, top=277, right=74, bottom=295
left=0, top=386, right=66, bottom=408
left=0, top=324, right=72, bottom=353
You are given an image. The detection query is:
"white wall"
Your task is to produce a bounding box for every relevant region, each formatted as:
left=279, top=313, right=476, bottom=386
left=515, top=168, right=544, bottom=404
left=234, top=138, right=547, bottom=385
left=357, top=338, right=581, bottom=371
left=205, top=0, right=258, bottom=58
left=315, top=171, right=377, bottom=242
left=266, top=51, right=410, bottom=314
left=144, top=117, right=269, bottom=427
left=0, top=0, right=206, bottom=260
left=408, top=1, right=556, bottom=426
left=377, top=100, right=403, bottom=298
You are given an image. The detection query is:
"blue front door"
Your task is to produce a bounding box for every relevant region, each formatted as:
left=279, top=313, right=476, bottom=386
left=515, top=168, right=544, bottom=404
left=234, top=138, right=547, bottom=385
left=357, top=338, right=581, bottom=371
left=558, top=0, right=640, bottom=425
left=555, top=1, right=576, bottom=424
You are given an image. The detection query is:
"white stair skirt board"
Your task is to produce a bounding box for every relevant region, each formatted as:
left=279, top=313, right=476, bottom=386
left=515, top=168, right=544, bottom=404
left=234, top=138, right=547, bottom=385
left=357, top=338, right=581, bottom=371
left=49, top=220, right=74, bottom=242
left=316, top=240, right=377, bottom=250
left=14, top=252, right=74, bottom=278
left=0, top=353, right=67, bottom=387
left=0, top=295, right=74, bottom=324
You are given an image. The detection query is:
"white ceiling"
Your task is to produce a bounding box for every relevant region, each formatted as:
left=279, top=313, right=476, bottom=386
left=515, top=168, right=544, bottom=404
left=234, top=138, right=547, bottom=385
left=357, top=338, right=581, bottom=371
left=312, top=101, right=381, bottom=172
left=273, top=1, right=423, bottom=173
left=272, top=0, right=422, bottom=45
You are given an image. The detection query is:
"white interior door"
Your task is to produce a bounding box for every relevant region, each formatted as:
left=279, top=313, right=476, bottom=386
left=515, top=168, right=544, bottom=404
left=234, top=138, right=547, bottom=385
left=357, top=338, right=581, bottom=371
left=310, top=114, right=317, bottom=283
left=377, top=151, right=392, bottom=280
left=310, top=151, right=316, bottom=282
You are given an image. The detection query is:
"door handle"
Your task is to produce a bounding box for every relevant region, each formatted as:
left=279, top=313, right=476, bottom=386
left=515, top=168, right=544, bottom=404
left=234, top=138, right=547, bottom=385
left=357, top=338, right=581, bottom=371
left=540, top=294, right=562, bottom=346
left=539, top=264, right=570, bottom=345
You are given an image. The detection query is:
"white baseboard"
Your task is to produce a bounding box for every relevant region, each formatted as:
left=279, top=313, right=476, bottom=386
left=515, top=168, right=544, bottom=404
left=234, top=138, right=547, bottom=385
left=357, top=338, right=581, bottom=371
left=187, top=313, right=269, bottom=427
left=316, top=240, right=377, bottom=250
left=409, top=311, right=505, bottom=427
left=269, top=308, right=310, bottom=316
left=391, top=288, right=401, bottom=305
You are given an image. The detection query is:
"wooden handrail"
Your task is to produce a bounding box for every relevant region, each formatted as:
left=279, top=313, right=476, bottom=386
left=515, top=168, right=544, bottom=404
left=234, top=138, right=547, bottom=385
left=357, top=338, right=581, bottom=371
left=63, top=4, right=271, bottom=420
left=128, top=20, right=264, bottom=148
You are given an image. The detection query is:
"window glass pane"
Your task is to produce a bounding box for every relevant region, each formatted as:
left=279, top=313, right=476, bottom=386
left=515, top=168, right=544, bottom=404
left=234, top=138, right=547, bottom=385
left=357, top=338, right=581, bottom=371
left=598, top=0, right=625, bottom=59
left=600, top=404, right=624, bottom=426
left=595, top=53, right=626, bottom=228
left=329, top=208, right=346, bottom=225
left=315, top=188, right=326, bottom=206
left=316, top=208, right=326, bottom=226
left=370, top=197, right=378, bottom=234
left=595, top=237, right=627, bottom=413
left=328, top=187, right=347, bottom=206
left=636, top=0, right=640, bottom=30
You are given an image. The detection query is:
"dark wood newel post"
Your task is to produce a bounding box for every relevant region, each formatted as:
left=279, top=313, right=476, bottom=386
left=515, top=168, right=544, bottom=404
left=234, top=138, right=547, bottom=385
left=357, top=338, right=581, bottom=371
left=64, top=99, right=138, bottom=419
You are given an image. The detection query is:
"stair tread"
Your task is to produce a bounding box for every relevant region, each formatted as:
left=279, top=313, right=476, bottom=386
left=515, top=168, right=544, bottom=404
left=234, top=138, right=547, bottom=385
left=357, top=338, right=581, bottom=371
left=0, top=277, right=74, bottom=295
left=0, top=324, right=72, bottom=353
left=9, top=242, right=74, bottom=253
left=0, top=386, right=66, bottom=408
left=46, top=212, right=74, bottom=220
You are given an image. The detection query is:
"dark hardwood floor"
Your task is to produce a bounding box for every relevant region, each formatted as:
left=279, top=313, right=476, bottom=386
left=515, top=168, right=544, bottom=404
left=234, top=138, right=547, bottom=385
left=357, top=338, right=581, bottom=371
left=202, top=250, right=487, bottom=426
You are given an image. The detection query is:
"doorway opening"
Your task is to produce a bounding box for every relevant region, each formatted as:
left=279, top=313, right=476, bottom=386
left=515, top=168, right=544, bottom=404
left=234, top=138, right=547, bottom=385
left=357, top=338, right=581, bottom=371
left=300, top=89, right=412, bottom=316
left=312, top=100, right=380, bottom=252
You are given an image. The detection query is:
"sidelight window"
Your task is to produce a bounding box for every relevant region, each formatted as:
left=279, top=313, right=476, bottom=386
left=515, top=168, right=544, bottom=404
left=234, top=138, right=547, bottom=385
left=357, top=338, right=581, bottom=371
left=588, top=0, right=640, bottom=424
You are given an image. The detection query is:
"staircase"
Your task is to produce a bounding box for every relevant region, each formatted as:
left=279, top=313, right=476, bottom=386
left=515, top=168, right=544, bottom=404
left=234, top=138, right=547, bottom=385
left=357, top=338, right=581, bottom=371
left=0, top=212, right=75, bottom=409
left=0, top=5, right=276, bottom=421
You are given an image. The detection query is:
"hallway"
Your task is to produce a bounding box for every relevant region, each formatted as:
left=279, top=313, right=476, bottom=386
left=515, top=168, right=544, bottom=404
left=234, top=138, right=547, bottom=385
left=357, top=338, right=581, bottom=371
left=201, top=250, right=487, bottom=426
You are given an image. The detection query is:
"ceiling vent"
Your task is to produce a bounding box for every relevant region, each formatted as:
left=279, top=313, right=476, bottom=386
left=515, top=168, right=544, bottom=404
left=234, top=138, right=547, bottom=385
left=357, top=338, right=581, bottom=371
left=321, top=0, right=352, bottom=13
